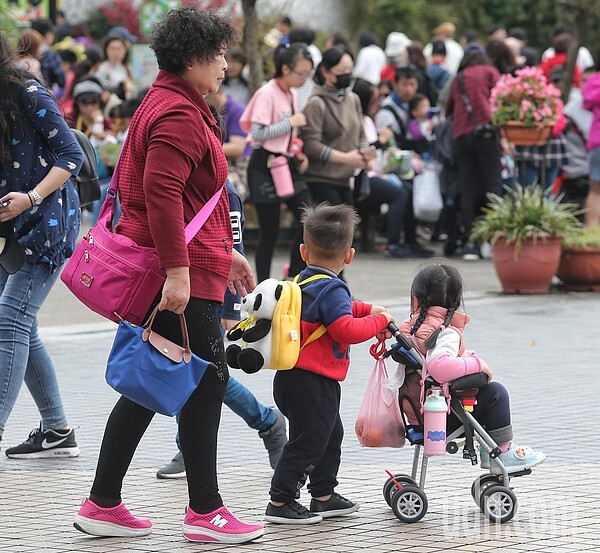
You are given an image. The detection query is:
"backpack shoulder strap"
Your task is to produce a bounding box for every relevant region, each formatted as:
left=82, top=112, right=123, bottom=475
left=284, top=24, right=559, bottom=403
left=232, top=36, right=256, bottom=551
left=381, top=104, right=407, bottom=136
left=294, top=273, right=333, bottom=350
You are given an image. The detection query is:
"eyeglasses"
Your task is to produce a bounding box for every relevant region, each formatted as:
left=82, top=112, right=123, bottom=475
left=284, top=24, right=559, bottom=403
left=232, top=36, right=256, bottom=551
left=292, top=69, right=312, bottom=80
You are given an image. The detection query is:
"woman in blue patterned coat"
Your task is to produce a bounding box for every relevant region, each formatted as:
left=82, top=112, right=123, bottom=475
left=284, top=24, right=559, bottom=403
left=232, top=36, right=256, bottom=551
left=0, top=33, right=83, bottom=458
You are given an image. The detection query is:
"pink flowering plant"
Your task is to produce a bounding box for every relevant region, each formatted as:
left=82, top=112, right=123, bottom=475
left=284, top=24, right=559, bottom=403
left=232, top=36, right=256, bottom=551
left=490, top=66, right=562, bottom=128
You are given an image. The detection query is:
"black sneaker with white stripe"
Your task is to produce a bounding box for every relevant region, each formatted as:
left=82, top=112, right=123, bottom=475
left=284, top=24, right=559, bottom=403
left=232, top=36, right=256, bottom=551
left=5, top=424, right=80, bottom=459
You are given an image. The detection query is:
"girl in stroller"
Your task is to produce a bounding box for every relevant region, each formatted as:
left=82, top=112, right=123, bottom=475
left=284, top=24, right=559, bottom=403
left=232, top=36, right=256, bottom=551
left=398, top=263, right=546, bottom=474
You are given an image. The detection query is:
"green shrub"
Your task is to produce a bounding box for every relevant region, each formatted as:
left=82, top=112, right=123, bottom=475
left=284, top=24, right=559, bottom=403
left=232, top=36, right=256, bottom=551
left=470, top=185, right=581, bottom=250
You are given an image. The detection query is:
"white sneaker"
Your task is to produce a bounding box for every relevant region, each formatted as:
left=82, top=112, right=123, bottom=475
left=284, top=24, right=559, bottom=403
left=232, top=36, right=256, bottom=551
left=489, top=442, right=546, bottom=474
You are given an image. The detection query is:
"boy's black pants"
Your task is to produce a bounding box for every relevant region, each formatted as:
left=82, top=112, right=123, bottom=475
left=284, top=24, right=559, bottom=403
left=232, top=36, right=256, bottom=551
left=269, top=368, right=343, bottom=504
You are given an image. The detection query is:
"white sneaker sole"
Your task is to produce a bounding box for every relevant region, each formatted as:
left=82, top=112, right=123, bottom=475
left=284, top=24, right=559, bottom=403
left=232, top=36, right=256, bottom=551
left=264, top=514, right=323, bottom=525
left=6, top=447, right=80, bottom=459
left=313, top=503, right=360, bottom=519
left=156, top=470, right=186, bottom=479
left=74, top=515, right=152, bottom=537
left=183, top=524, right=264, bottom=543
left=490, top=452, right=547, bottom=474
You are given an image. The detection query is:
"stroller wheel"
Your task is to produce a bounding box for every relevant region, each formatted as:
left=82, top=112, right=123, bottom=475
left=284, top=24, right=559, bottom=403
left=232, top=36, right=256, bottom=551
left=383, top=474, right=418, bottom=507
left=481, top=485, right=518, bottom=523
left=471, top=474, right=501, bottom=507
left=390, top=485, right=428, bottom=523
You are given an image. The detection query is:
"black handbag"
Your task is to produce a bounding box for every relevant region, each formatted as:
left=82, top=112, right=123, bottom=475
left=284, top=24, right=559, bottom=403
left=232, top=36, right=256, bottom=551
left=353, top=170, right=371, bottom=203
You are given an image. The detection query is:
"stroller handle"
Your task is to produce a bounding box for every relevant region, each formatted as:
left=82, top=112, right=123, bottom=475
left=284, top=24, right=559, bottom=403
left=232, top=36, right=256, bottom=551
left=387, top=323, right=415, bottom=351
left=386, top=322, right=425, bottom=367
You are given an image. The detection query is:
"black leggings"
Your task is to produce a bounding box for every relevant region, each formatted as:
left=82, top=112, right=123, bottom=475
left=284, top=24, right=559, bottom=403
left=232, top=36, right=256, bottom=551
left=90, top=297, right=228, bottom=513
left=254, top=188, right=311, bottom=282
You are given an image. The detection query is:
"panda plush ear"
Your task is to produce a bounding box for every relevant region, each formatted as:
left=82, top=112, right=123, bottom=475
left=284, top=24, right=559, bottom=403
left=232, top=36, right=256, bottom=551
left=275, top=284, right=283, bottom=300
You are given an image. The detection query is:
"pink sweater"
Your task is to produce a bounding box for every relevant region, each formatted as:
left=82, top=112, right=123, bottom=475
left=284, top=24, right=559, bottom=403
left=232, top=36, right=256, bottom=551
left=399, top=306, right=482, bottom=383
left=583, top=72, right=600, bottom=151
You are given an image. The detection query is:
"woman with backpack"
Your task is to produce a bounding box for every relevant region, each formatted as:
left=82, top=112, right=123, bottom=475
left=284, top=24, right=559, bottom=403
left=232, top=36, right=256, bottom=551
left=0, top=32, right=83, bottom=458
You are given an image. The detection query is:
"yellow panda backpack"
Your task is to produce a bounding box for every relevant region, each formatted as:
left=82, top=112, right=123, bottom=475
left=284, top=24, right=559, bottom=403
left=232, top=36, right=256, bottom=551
left=269, top=274, right=331, bottom=370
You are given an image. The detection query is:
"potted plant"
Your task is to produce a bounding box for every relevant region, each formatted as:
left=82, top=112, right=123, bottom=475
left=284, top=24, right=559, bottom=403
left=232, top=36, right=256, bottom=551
left=490, top=66, right=561, bottom=146
left=557, top=226, right=600, bottom=291
left=470, top=185, right=580, bottom=294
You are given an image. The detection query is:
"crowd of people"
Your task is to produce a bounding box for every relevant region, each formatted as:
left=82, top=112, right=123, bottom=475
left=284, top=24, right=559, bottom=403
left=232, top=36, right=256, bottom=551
left=7, top=14, right=600, bottom=267
left=0, top=6, right=580, bottom=545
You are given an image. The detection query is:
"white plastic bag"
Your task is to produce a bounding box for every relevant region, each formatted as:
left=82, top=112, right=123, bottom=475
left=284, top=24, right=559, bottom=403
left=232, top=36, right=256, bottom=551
left=413, top=161, right=443, bottom=223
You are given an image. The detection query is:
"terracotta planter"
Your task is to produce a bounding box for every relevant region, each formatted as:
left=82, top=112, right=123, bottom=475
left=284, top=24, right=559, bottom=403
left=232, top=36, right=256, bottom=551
left=492, top=236, right=562, bottom=294
left=557, top=246, right=600, bottom=291
left=500, top=121, right=552, bottom=146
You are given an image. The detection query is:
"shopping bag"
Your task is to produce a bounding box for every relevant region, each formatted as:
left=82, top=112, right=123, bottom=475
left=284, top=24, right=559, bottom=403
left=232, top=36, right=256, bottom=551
left=355, top=357, right=405, bottom=448
left=413, top=161, right=443, bottom=223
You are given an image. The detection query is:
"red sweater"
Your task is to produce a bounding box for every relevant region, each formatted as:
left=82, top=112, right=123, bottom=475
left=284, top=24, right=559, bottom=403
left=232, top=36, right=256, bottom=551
left=446, top=64, right=500, bottom=139
left=115, top=70, right=232, bottom=302
left=296, top=268, right=389, bottom=381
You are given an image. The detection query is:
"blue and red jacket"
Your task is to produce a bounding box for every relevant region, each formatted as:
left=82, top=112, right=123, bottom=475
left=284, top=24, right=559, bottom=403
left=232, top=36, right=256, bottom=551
left=295, top=265, right=389, bottom=381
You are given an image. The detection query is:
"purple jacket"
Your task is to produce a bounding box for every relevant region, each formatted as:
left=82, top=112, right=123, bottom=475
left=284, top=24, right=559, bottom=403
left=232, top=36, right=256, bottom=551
left=583, top=72, right=600, bottom=151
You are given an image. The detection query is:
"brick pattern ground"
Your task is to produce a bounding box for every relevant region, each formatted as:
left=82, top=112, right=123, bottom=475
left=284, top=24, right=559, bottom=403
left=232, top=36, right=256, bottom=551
left=1, top=253, right=599, bottom=552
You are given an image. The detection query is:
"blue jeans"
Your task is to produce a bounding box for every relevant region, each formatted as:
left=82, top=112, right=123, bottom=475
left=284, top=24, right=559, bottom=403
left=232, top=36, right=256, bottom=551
left=174, top=307, right=275, bottom=446
left=0, top=262, right=67, bottom=436
left=522, top=161, right=561, bottom=189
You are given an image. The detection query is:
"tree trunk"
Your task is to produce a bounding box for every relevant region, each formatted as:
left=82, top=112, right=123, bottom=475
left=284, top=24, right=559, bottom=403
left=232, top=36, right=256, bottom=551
left=240, top=0, right=264, bottom=98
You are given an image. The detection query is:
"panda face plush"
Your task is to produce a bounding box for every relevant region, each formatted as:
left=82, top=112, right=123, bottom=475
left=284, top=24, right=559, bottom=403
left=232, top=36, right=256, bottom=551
left=241, top=278, right=282, bottom=320
left=226, top=278, right=284, bottom=374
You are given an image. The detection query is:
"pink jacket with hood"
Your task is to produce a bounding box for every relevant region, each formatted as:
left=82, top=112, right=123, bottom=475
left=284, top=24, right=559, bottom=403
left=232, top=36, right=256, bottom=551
left=399, top=306, right=483, bottom=384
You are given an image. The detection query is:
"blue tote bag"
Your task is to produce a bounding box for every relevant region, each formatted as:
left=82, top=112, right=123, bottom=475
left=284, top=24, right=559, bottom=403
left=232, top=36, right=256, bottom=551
left=105, top=307, right=211, bottom=416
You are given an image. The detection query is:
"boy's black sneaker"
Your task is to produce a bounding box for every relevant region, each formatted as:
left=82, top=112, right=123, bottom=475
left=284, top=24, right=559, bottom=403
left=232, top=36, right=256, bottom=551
left=5, top=424, right=80, bottom=459
left=265, top=501, right=322, bottom=524
left=309, top=493, right=360, bottom=518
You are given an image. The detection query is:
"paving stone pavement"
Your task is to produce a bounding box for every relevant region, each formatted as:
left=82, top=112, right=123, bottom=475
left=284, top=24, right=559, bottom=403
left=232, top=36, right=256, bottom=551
left=1, top=252, right=599, bottom=552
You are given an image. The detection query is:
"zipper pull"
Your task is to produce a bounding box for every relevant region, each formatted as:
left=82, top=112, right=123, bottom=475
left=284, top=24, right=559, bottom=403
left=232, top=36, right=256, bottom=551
left=84, top=250, right=89, bottom=262
left=88, top=234, right=94, bottom=245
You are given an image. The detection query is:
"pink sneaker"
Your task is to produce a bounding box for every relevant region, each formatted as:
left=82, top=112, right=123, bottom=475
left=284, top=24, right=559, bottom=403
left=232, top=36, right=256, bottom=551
left=182, top=505, right=264, bottom=544
left=74, top=498, right=152, bottom=537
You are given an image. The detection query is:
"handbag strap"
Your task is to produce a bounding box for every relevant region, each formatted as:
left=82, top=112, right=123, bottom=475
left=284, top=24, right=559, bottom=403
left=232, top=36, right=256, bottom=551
left=103, top=158, right=224, bottom=245
left=456, top=71, right=480, bottom=128
left=143, top=305, right=192, bottom=358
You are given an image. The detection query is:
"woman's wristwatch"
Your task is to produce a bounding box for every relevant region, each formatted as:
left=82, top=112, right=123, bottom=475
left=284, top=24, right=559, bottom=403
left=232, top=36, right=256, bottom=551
left=28, top=189, right=43, bottom=206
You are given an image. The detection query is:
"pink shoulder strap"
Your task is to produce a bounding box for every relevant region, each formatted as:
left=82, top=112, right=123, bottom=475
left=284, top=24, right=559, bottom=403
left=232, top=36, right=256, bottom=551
left=105, top=160, right=224, bottom=244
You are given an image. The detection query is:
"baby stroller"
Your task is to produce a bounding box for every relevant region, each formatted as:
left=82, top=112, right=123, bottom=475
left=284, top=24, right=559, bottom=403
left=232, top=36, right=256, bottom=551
left=379, top=324, right=532, bottom=524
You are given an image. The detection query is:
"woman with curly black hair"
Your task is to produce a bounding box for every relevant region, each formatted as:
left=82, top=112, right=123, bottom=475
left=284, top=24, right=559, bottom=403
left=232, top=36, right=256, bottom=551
left=73, top=9, right=264, bottom=544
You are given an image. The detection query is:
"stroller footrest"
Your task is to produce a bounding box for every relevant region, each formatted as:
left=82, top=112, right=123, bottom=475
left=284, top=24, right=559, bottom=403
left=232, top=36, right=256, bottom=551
left=406, top=427, right=424, bottom=445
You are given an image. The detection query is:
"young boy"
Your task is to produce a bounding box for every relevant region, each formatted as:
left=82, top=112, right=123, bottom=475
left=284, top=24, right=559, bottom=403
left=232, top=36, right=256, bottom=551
left=265, top=203, right=394, bottom=524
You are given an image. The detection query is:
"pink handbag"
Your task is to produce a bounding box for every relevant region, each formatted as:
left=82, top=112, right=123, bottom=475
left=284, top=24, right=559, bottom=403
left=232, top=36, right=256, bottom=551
left=61, top=164, right=223, bottom=325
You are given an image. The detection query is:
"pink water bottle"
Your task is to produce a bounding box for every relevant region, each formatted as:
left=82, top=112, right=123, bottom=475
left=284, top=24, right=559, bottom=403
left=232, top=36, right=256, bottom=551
left=423, top=388, right=447, bottom=456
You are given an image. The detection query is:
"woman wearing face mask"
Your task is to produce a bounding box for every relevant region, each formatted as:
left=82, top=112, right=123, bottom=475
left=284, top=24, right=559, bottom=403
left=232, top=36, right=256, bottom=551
left=301, top=48, right=375, bottom=206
